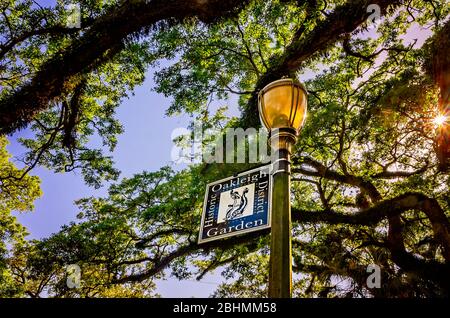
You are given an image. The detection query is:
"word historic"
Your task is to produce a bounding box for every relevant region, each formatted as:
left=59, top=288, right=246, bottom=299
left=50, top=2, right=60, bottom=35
left=198, top=165, right=272, bottom=244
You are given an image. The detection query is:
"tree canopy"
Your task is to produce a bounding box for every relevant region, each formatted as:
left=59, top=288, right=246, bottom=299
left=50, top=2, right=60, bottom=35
left=0, top=0, right=449, bottom=297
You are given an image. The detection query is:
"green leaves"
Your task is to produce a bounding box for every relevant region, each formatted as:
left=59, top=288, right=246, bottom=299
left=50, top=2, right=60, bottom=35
left=1, top=0, right=450, bottom=297
left=151, top=0, right=303, bottom=117
left=0, top=136, right=40, bottom=297
left=0, top=137, right=41, bottom=214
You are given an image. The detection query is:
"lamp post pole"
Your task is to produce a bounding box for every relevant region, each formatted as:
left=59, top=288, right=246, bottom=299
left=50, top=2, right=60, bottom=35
left=268, top=127, right=297, bottom=298
left=258, top=78, right=307, bottom=298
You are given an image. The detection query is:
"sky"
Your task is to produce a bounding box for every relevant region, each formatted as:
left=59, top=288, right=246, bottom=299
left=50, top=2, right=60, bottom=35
left=5, top=0, right=436, bottom=298
left=8, top=69, right=228, bottom=296
left=4, top=0, right=226, bottom=299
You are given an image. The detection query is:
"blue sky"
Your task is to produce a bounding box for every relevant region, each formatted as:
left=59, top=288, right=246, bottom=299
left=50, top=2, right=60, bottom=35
left=8, top=71, right=226, bottom=296
left=5, top=0, right=233, bottom=297
left=6, top=0, right=434, bottom=298
left=7, top=0, right=222, bottom=291
left=8, top=72, right=194, bottom=238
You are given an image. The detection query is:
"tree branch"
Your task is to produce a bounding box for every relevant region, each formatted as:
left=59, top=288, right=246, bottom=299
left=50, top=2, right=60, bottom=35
left=0, top=0, right=249, bottom=134
left=112, top=228, right=266, bottom=284
left=292, top=156, right=382, bottom=201
left=0, top=25, right=83, bottom=61
left=242, top=0, right=402, bottom=127
left=292, top=192, right=450, bottom=262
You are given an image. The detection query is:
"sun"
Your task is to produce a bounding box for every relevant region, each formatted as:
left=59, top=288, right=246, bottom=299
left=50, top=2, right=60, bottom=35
left=433, top=115, right=448, bottom=127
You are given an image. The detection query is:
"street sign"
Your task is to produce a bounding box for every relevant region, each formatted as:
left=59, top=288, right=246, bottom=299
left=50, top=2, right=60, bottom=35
left=198, top=165, right=272, bottom=244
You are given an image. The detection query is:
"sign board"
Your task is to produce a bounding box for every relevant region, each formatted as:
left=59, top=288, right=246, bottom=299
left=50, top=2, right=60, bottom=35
left=198, top=165, right=272, bottom=244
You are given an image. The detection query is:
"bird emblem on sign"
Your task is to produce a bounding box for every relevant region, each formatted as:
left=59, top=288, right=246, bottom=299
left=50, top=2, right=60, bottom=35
left=225, top=187, right=249, bottom=220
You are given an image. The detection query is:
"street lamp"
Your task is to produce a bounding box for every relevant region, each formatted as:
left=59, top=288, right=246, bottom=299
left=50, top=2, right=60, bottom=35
left=258, top=78, right=307, bottom=298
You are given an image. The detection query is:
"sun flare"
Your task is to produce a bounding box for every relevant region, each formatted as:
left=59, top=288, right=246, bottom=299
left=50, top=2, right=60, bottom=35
left=433, top=115, right=448, bottom=127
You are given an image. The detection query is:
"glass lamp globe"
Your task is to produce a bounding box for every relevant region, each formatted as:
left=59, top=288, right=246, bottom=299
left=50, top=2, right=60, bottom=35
left=258, top=78, right=307, bottom=133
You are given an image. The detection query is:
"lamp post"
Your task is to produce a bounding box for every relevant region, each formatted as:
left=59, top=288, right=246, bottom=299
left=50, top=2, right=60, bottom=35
left=258, top=78, right=307, bottom=298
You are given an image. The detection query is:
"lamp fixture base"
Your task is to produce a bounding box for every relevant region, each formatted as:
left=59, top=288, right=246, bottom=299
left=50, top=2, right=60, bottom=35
left=269, top=127, right=297, bottom=175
